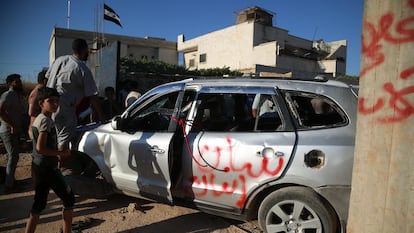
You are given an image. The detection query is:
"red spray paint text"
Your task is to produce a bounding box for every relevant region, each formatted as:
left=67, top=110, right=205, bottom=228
left=192, top=137, right=284, bottom=208
left=359, top=0, right=414, bottom=123
left=172, top=116, right=285, bottom=208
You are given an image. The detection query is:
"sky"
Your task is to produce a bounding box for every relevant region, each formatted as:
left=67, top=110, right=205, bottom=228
left=0, top=0, right=363, bottom=82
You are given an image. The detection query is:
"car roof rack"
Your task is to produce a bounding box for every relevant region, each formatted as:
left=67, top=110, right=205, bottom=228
left=192, top=74, right=330, bottom=82
left=252, top=74, right=329, bottom=82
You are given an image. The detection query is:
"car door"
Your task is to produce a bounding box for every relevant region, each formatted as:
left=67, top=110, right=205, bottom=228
left=179, top=86, right=297, bottom=209
left=109, top=90, right=181, bottom=203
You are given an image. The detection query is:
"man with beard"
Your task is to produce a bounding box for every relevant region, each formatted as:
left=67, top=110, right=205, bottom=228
left=0, top=73, right=24, bottom=193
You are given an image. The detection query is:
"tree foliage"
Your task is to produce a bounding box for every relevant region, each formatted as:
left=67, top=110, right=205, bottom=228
left=342, top=74, right=360, bottom=80
left=119, top=57, right=242, bottom=77
left=119, top=57, right=359, bottom=79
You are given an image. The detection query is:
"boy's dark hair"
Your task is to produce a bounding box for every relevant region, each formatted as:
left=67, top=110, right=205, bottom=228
left=6, top=74, right=21, bottom=84
left=72, top=39, right=88, bottom=53
left=37, top=87, right=59, bottom=102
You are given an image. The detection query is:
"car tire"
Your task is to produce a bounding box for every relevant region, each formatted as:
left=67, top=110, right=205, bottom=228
left=60, top=151, right=96, bottom=176
left=258, top=186, right=337, bottom=233
left=61, top=151, right=114, bottom=198
left=65, top=174, right=114, bottom=198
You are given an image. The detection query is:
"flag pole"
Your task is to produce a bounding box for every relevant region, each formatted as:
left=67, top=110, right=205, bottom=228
left=94, top=0, right=97, bottom=46
left=67, top=0, right=71, bottom=29
left=102, top=0, right=105, bottom=45
left=100, top=0, right=104, bottom=72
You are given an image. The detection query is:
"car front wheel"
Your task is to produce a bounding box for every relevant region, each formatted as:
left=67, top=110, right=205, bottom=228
left=61, top=151, right=114, bottom=198
left=258, top=187, right=337, bottom=233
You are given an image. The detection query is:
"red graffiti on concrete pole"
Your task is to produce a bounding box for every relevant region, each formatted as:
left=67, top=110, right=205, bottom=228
left=360, top=0, right=414, bottom=77
left=400, top=66, right=414, bottom=80
left=359, top=0, right=414, bottom=123
left=359, top=82, right=414, bottom=123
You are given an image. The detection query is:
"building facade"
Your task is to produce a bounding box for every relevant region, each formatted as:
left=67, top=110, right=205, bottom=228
left=177, top=7, right=347, bottom=78
left=48, top=27, right=178, bottom=65
left=48, top=27, right=178, bottom=96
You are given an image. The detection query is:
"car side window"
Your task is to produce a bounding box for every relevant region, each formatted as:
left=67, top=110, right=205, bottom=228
left=191, top=93, right=284, bottom=132
left=252, top=94, right=284, bottom=131
left=125, top=92, right=179, bottom=132
left=285, top=91, right=347, bottom=129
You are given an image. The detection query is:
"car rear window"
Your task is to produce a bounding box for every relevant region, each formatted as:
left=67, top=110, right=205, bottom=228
left=285, top=91, right=348, bottom=129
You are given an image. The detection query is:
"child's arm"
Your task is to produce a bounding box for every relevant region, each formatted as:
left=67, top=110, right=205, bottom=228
left=36, top=131, right=70, bottom=158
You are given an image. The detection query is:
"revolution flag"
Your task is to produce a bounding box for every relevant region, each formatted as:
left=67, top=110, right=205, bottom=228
left=104, top=4, right=122, bottom=27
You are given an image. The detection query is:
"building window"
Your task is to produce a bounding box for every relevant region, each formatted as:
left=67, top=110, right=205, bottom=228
left=189, top=59, right=195, bottom=67
left=141, top=55, right=148, bottom=60
left=199, top=53, right=207, bottom=63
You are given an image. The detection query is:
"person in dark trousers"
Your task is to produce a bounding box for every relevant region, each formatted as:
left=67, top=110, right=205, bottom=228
left=0, top=73, right=24, bottom=193
left=25, top=87, right=74, bottom=233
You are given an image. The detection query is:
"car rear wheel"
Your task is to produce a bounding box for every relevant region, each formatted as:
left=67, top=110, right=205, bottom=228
left=258, top=186, right=337, bottom=233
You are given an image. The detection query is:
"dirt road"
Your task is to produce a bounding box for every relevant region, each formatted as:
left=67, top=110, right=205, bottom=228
left=0, top=153, right=262, bottom=233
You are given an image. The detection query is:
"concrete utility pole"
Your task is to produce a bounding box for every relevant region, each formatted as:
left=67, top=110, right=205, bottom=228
left=347, top=1, right=414, bottom=233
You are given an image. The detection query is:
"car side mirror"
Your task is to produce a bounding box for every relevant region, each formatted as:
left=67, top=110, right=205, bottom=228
left=111, top=115, right=122, bottom=130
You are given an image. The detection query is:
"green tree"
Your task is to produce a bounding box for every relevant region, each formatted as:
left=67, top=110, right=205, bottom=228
left=119, top=57, right=242, bottom=77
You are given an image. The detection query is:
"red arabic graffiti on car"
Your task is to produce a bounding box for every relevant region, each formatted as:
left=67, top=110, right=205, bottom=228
left=191, top=137, right=284, bottom=208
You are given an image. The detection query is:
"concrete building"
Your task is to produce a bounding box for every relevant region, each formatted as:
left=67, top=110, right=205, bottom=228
left=48, top=27, right=178, bottom=95
left=48, top=27, right=178, bottom=65
left=177, top=6, right=347, bottom=78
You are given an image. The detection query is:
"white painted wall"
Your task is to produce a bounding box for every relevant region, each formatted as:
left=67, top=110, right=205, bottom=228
left=178, top=21, right=347, bottom=77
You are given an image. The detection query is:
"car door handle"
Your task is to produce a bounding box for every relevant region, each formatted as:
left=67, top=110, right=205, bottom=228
left=257, top=147, right=284, bottom=158
left=150, top=145, right=165, bottom=154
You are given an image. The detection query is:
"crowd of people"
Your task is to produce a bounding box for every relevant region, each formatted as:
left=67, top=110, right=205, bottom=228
left=0, top=38, right=140, bottom=233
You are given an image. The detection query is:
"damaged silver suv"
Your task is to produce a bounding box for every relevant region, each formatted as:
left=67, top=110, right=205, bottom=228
left=72, top=77, right=358, bottom=233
